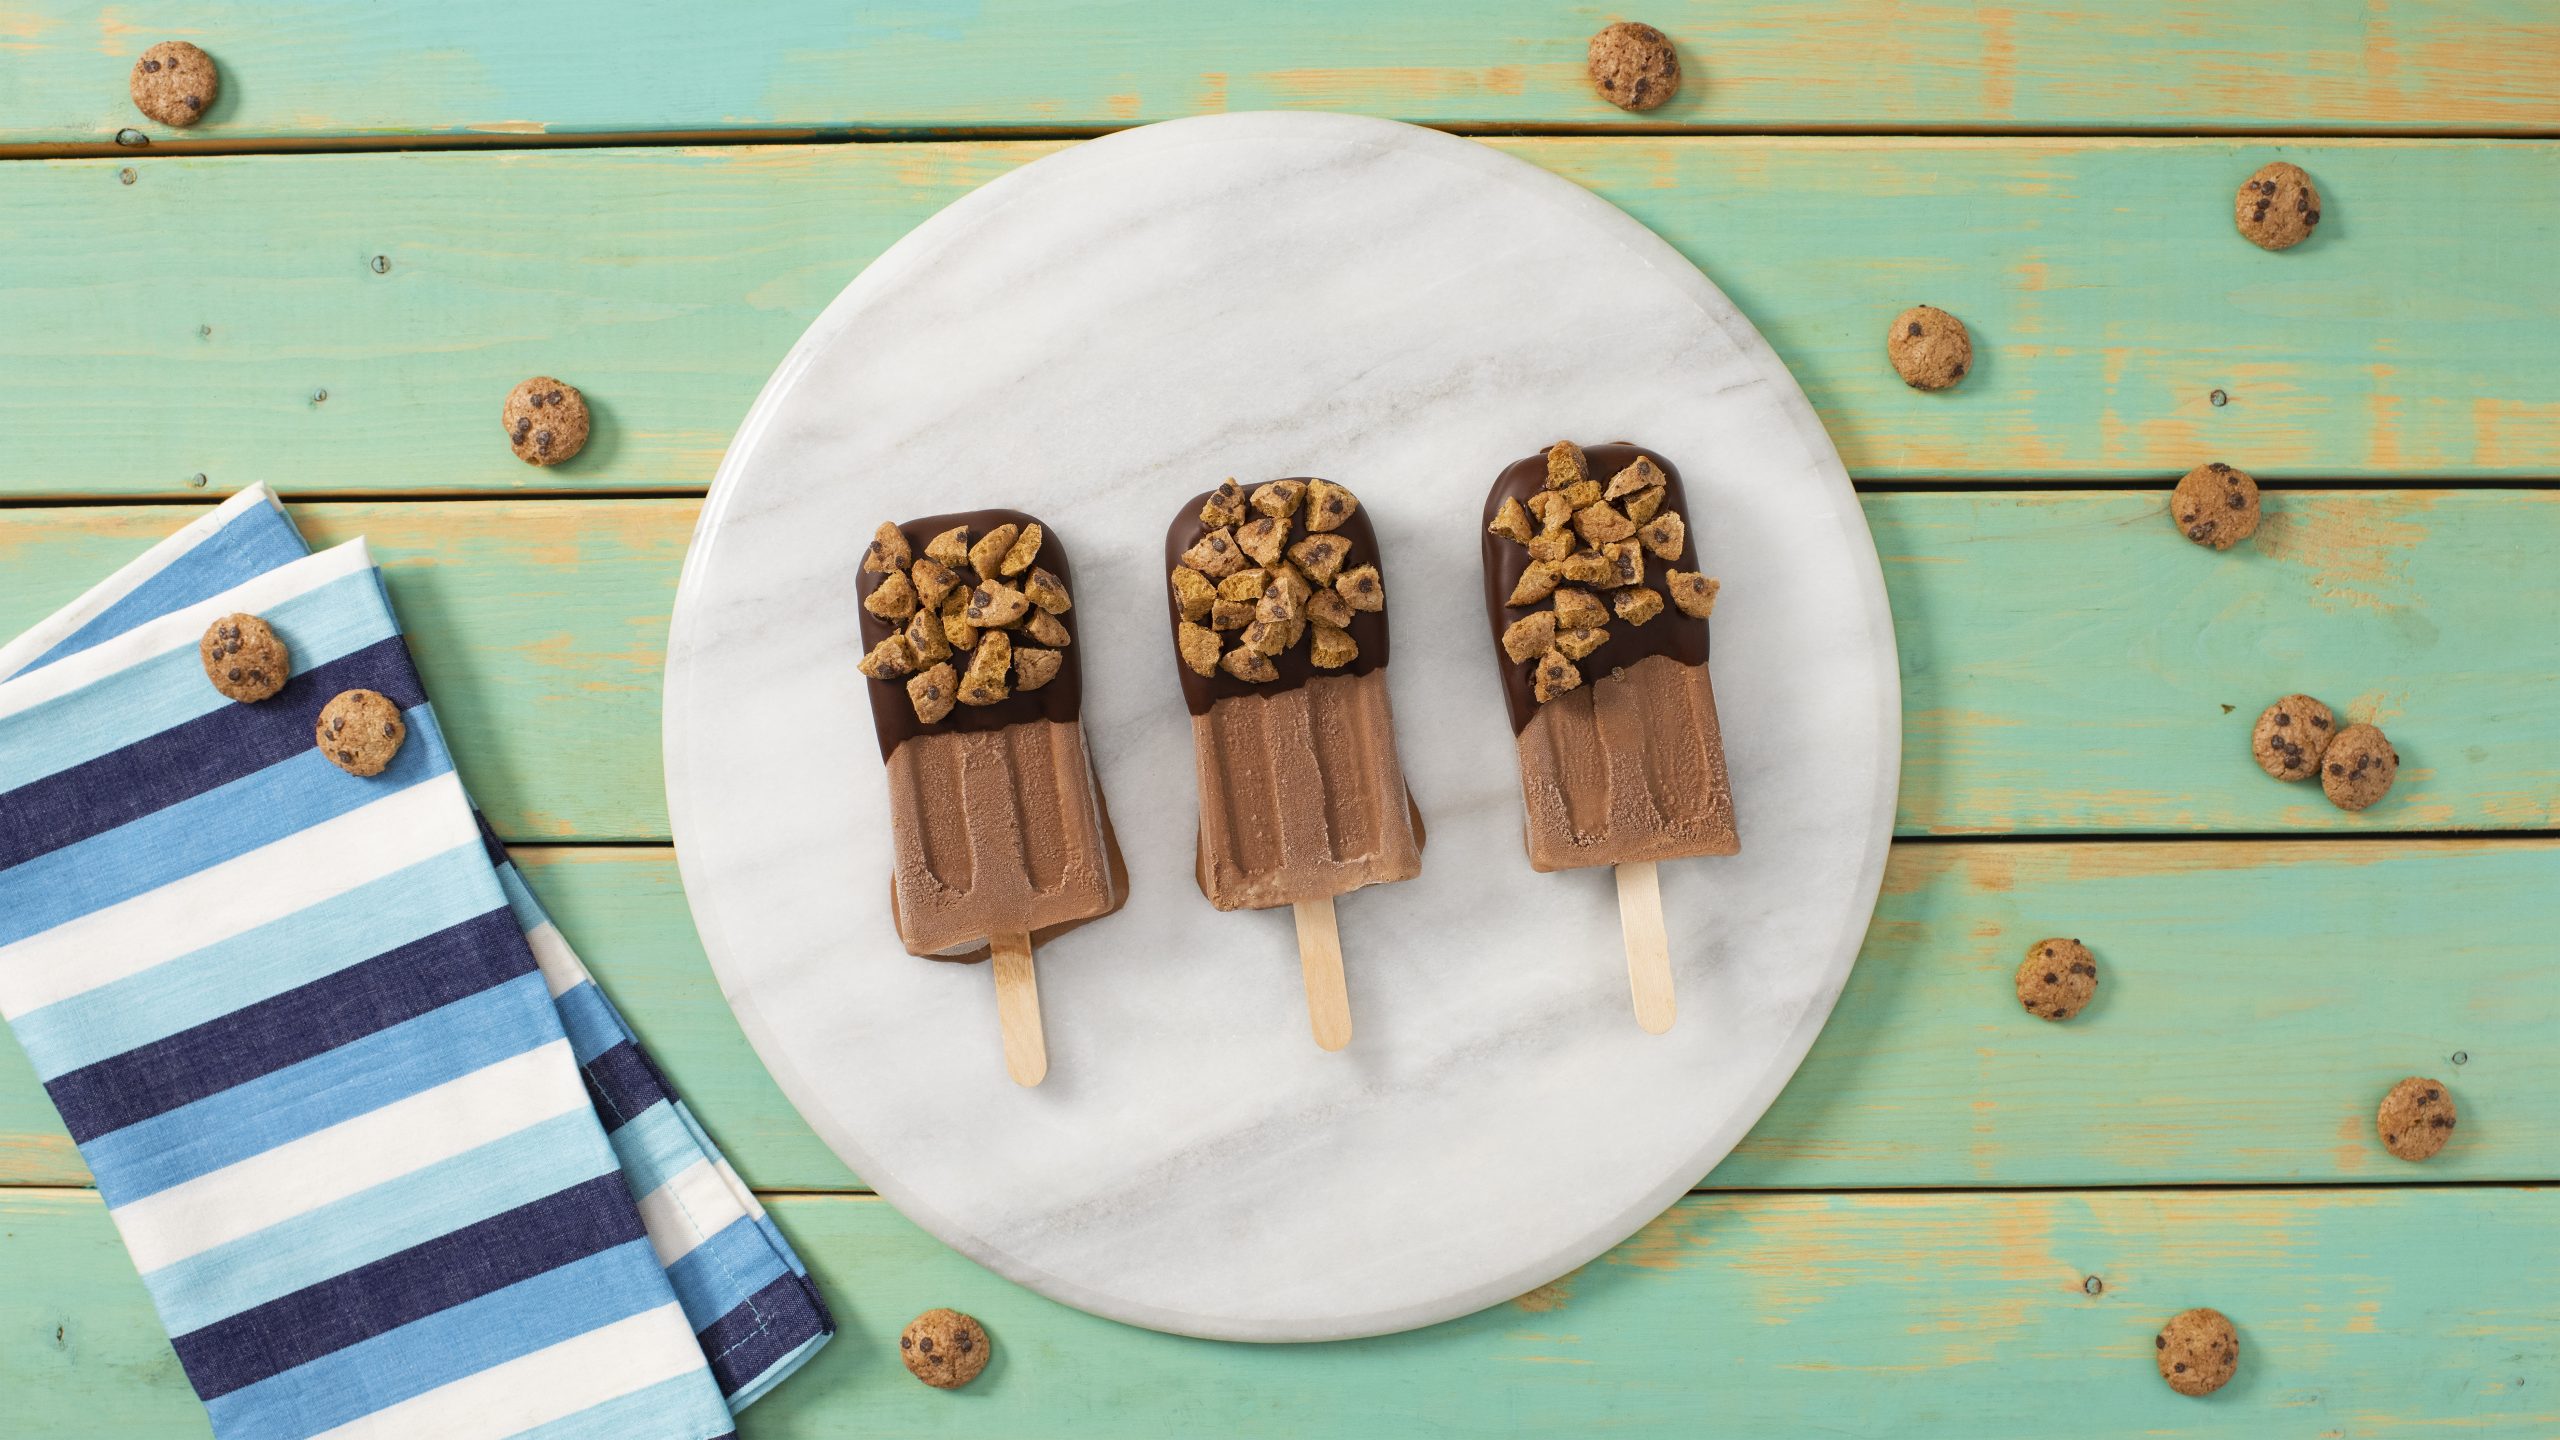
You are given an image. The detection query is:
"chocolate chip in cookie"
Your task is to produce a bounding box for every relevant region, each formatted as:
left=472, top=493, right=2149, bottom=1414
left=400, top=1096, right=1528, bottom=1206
left=2015, top=938, right=2098, bottom=1021
left=900, top=1308, right=990, bottom=1389
left=315, top=689, right=406, bottom=777
left=2320, top=722, right=2398, bottom=811
left=2155, top=1307, right=2240, bottom=1396
left=2251, top=693, right=2335, bottom=781
left=2171, top=461, right=2261, bottom=550
left=2236, top=161, right=2322, bottom=251
left=199, top=612, right=289, bottom=702
left=2376, top=1076, right=2456, bottom=1161
left=502, top=377, right=590, bottom=467
left=130, top=42, right=219, bottom=128
left=1587, top=21, right=1681, bottom=112
left=1887, top=306, right=1972, bottom=391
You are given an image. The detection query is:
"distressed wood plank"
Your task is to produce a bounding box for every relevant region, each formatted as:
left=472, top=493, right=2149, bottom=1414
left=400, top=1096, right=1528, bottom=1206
left=5, top=839, right=2549, bottom=1190
left=4, top=139, right=2557, bottom=495
left=3, top=1185, right=2552, bottom=1436
left=4, top=2, right=2557, bottom=147
left=0, top=491, right=2547, bottom=843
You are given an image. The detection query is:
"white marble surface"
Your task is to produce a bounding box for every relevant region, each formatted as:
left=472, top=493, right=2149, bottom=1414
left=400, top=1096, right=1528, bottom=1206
left=663, top=113, right=1898, bottom=1342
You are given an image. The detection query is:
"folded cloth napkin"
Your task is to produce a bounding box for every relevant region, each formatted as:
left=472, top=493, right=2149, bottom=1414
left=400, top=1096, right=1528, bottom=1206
left=0, top=487, right=831, bottom=1438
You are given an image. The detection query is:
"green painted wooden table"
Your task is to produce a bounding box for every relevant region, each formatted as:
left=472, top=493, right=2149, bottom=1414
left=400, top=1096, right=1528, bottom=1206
left=2, top=5, right=2554, bottom=1434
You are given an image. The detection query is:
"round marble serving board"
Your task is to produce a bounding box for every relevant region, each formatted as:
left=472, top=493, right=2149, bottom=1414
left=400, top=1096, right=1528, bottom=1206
left=664, top=112, right=1899, bottom=1342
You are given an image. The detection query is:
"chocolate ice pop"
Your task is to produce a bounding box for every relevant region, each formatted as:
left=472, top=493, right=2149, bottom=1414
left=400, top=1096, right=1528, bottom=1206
left=1482, top=443, right=1738, bottom=1032
left=855, top=510, right=1129, bottom=1084
left=1165, top=478, right=1424, bottom=1050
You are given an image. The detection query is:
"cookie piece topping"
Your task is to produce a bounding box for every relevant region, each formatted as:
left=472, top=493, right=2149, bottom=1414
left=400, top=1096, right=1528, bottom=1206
left=906, top=664, right=956, bottom=724
left=1168, top=479, right=1382, bottom=690
left=199, top=612, right=290, bottom=703
left=1491, top=443, right=1715, bottom=705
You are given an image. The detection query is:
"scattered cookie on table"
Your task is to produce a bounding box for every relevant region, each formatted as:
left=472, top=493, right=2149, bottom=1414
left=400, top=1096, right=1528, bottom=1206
left=900, top=1308, right=990, bottom=1389
left=2015, top=938, right=2098, bottom=1021
left=1887, top=306, right=1970, bottom=391
left=2156, top=1307, right=2240, bottom=1396
left=2376, top=1076, right=2456, bottom=1161
left=315, top=689, right=406, bottom=777
left=1587, top=21, right=1681, bottom=112
left=198, top=612, right=288, bottom=702
left=2251, top=693, right=2334, bottom=781
left=502, top=376, right=590, bottom=466
left=129, top=42, right=218, bottom=128
left=2320, top=722, right=2397, bottom=811
left=2171, top=462, right=2260, bottom=549
left=2236, top=161, right=2322, bottom=251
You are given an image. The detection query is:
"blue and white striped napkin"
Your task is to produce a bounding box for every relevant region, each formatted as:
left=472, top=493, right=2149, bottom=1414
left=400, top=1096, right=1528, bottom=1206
left=0, top=486, right=831, bottom=1438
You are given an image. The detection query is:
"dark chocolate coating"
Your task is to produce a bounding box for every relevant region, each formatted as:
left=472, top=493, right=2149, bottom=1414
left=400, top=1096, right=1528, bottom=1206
left=854, top=508, right=1082, bottom=761
left=1480, top=443, right=1710, bottom=735
left=1163, top=482, right=1390, bottom=715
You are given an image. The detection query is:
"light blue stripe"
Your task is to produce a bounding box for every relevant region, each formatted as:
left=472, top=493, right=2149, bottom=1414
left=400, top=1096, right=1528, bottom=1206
left=661, top=1215, right=789, bottom=1331
left=0, top=705, right=453, bottom=949
left=0, top=566, right=394, bottom=792
left=500, top=1371, right=737, bottom=1440
left=555, top=981, right=629, bottom=1066
left=202, top=1239, right=682, bottom=1440
left=23, top=502, right=308, bottom=674
left=11, top=840, right=503, bottom=1080
left=725, top=1330, right=830, bottom=1413
left=605, top=1101, right=702, bottom=1200
left=146, top=1108, right=618, bottom=1336
left=752, top=1213, right=809, bottom=1282
left=493, top=856, right=556, bottom=933
left=90, top=972, right=557, bottom=1207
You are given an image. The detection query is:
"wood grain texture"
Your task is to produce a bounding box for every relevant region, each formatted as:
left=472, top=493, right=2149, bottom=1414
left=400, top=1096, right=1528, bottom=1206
left=4, top=1184, right=2552, bottom=1436
left=2, top=491, right=2546, bottom=843
left=4, top=2, right=2557, bottom=147
left=6, top=839, right=2548, bottom=1191
left=5, top=139, right=2557, bottom=496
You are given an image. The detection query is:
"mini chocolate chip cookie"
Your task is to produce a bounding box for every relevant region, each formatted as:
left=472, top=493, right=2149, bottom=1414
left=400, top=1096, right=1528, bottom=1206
left=199, top=612, right=289, bottom=702
left=2376, top=1076, right=2456, bottom=1161
left=2156, top=1307, right=2240, bottom=1396
left=1587, top=21, right=1681, bottom=112
left=2236, top=161, right=2321, bottom=251
left=2251, top=693, right=2334, bottom=781
left=899, top=1308, right=990, bottom=1389
left=1887, top=306, right=1971, bottom=390
left=316, top=689, right=406, bottom=777
left=502, top=376, right=590, bottom=466
left=130, top=42, right=218, bottom=128
left=2171, top=462, right=2261, bottom=549
left=2015, top=938, right=2098, bottom=1021
left=2320, top=722, right=2398, bottom=811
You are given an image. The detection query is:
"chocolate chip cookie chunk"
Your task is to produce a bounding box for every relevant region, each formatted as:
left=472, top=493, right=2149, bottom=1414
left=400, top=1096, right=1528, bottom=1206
left=2320, top=722, right=2397, bottom=811
left=199, top=612, right=289, bottom=702
left=1887, top=306, right=1971, bottom=390
left=2236, top=161, right=2321, bottom=251
left=2156, top=1307, right=2240, bottom=1396
left=130, top=42, right=218, bottom=127
left=502, top=376, right=590, bottom=466
left=2015, top=938, right=2098, bottom=1021
left=2251, top=693, right=2334, bottom=781
left=316, top=689, right=406, bottom=777
left=2171, top=462, right=2260, bottom=549
left=899, top=1308, right=990, bottom=1389
left=1587, top=21, right=1680, bottom=112
left=2376, top=1076, right=2456, bottom=1161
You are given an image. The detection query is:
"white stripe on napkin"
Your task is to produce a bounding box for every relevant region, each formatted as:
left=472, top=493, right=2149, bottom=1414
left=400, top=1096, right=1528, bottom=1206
left=0, top=772, right=482, bottom=1019
left=525, top=920, right=591, bottom=999
left=0, top=487, right=289, bottom=683
left=308, top=1302, right=706, bottom=1440
left=115, top=1038, right=585, bottom=1273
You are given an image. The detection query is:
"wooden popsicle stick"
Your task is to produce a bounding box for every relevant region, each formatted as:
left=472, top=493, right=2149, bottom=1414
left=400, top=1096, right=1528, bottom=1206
left=1616, top=861, right=1677, bottom=1034
left=1293, top=897, right=1353, bottom=1052
left=990, top=932, right=1048, bottom=1086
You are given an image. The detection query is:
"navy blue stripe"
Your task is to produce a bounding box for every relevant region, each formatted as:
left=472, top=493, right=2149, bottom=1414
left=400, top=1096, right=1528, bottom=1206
left=0, top=636, right=423, bottom=871
left=581, top=1040, right=674, bottom=1133
left=45, top=907, right=531, bottom=1144
left=698, top=1273, right=834, bottom=1397
left=472, top=809, right=512, bottom=871
left=170, top=1172, right=643, bottom=1401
